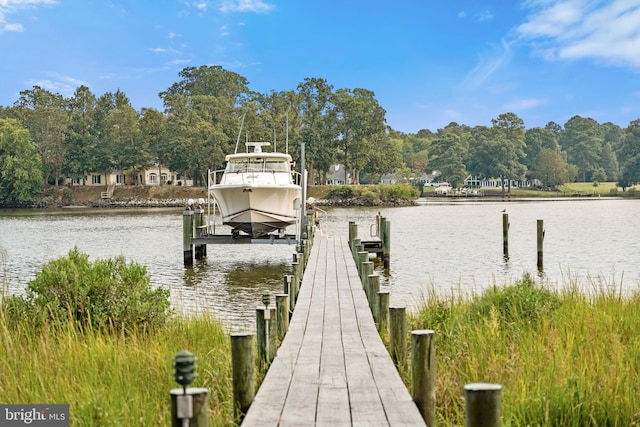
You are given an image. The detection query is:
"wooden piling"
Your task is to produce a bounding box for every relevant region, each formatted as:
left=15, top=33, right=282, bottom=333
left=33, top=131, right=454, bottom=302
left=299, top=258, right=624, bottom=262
left=502, top=213, right=509, bottom=261
left=360, top=261, right=373, bottom=290
left=389, top=306, right=406, bottom=368
left=357, top=251, right=368, bottom=274
left=256, top=307, right=276, bottom=370
left=537, top=219, right=545, bottom=271
left=464, top=383, right=502, bottom=427
left=348, top=221, right=358, bottom=250
left=382, top=218, right=391, bottom=269
left=411, top=330, right=436, bottom=427
left=283, top=275, right=295, bottom=314
left=366, top=274, right=380, bottom=325
left=170, top=387, right=209, bottom=427
left=230, top=333, right=255, bottom=424
left=378, top=291, right=390, bottom=333
left=351, top=238, right=361, bottom=258
left=193, top=206, right=204, bottom=260
left=275, top=293, right=289, bottom=341
left=183, top=208, right=194, bottom=266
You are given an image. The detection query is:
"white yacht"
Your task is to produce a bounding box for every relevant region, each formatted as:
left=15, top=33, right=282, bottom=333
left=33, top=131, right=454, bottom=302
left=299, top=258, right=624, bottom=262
left=208, top=142, right=302, bottom=238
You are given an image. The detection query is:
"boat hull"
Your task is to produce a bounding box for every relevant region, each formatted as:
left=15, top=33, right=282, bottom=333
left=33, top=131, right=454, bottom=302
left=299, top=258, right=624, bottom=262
left=210, top=184, right=301, bottom=238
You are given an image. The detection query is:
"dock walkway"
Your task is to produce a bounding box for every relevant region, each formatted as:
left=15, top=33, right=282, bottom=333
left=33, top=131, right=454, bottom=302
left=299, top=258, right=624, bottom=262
left=242, top=234, right=425, bottom=426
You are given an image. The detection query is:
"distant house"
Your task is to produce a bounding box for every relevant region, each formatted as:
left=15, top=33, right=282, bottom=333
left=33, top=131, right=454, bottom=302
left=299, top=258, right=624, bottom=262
left=415, top=171, right=440, bottom=186
left=326, top=164, right=350, bottom=185
left=66, top=165, right=190, bottom=187
left=379, top=173, right=398, bottom=184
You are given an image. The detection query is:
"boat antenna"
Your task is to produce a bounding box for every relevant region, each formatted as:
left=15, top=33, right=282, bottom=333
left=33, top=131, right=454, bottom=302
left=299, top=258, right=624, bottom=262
left=274, top=128, right=277, bottom=152
left=285, top=111, right=289, bottom=154
left=234, top=112, right=246, bottom=154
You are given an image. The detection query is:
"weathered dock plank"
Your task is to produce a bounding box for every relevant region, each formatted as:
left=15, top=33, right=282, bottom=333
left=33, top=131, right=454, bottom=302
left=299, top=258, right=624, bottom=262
left=241, top=235, right=425, bottom=426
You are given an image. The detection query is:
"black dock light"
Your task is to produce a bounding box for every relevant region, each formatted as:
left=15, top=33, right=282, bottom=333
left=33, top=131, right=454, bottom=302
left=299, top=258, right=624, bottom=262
left=173, top=350, right=197, bottom=394
left=262, top=290, right=271, bottom=311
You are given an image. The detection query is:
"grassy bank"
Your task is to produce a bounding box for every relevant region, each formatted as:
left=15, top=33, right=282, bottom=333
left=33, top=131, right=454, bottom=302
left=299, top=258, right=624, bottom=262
left=405, top=275, right=640, bottom=426
left=5, top=277, right=639, bottom=426
left=0, top=309, right=235, bottom=426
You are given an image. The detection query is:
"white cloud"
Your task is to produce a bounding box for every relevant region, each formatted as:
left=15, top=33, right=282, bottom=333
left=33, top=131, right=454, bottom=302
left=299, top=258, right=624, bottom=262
left=476, top=9, right=494, bottom=22
left=27, top=73, right=88, bottom=97
left=219, top=0, right=275, bottom=14
left=517, top=0, right=640, bottom=68
left=504, top=97, right=546, bottom=110
left=460, top=38, right=513, bottom=90
left=0, top=0, right=56, bottom=33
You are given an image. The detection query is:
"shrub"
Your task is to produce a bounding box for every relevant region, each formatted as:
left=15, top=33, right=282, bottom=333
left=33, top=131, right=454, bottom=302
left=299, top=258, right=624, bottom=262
left=361, top=190, right=380, bottom=205
left=326, top=185, right=354, bottom=199
left=380, top=184, right=419, bottom=200
left=465, top=273, right=560, bottom=329
left=5, top=247, right=171, bottom=333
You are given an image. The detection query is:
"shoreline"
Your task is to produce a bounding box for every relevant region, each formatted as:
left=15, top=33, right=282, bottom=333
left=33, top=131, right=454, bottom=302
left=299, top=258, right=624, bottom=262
left=0, top=183, right=633, bottom=210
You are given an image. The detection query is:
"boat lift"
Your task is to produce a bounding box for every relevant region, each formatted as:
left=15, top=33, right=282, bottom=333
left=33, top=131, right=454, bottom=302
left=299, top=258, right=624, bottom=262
left=182, top=144, right=310, bottom=264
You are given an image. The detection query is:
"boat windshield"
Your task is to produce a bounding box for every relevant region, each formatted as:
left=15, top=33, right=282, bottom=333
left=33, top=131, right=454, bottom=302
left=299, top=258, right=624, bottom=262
left=226, top=157, right=290, bottom=173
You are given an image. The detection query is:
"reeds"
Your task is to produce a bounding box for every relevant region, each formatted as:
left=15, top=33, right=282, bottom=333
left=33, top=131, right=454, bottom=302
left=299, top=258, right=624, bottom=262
left=407, top=275, right=640, bottom=426
left=0, top=308, right=234, bottom=426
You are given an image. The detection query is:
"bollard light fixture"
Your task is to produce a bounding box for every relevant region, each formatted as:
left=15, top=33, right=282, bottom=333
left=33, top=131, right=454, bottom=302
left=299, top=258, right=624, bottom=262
left=173, top=350, right=197, bottom=394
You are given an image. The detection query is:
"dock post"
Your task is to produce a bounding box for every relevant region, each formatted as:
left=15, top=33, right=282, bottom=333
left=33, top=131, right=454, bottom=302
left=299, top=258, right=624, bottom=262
left=411, top=330, right=436, bottom=427
left=183, top=207, right=194, bottom=266
left=351, top=238, right=361, bottom=258
left=382, top=218, right=391, bottom=269
left=389, top=306, right=407, bottom=369
left=291, top=258, right=300, bottom=300
left=537, top=219, right=545, bottom=271
left=170, top=387, right=209, bottom=427
left=193, top=205, right=204, bottom=260
left=366, top=274, right=380, bottom=325
left=464, top=383, right=502, bottom=427
left=283, top=275, right=295, bottom=314
left=349, top=221, right=358, bottom=251
left=377, top=291, right=390, bottom=333
left=256, top=307, right=276, bottom=371
left=502, top=213, right=509, bottom=261
left=357, top=251, right=368, bottom=274
left=360, top=261, right=373, bottom=291
left=275, top=293, right=289, bottom=341
left=231, top=333, right=255, bottom=424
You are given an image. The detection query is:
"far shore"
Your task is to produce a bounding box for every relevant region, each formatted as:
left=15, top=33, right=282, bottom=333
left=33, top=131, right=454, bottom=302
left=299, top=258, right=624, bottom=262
left=1, top=181, right=637, bottom=210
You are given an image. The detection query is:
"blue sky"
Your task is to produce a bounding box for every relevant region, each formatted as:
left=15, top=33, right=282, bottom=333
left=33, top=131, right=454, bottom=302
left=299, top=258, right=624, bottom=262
left=1, top=0, right=639, bottom=134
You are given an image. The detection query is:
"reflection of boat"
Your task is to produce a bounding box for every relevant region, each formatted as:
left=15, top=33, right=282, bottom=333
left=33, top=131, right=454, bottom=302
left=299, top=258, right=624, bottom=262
left=208, top=142, right=302, bottom=238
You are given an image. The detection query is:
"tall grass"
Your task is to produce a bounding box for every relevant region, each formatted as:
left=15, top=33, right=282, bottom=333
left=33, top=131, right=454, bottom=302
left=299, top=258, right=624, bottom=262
left=0, top=308, right=234, bottom=426
left=407, top=275, right=640, bottom=426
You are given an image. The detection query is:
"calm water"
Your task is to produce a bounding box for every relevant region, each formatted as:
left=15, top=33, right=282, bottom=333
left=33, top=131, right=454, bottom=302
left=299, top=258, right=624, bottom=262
left=1, top=198, right=639, bottom=330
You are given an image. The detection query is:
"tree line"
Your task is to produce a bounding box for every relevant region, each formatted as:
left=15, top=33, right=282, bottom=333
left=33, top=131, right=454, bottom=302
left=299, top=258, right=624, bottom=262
left=1, top=65, right=639, bottom=204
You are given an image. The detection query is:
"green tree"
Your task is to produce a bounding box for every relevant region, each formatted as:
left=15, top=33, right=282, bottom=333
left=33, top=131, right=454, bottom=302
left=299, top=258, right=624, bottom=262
left=531, top=148, right=571, bottom=188
left=13, top=86, right=69, bottom=185
left=332, top=88, right=387, bottom=184
left=0, top=118, right=44, bottom=204
left=64, top=85, right=97, bottom=183
left=524, top=127, right=560, bottom=171
left=617, top=119, right=640, bottom=190
left=297, top=77, right=337, bottom=184
left=559, top=115, right=603, bottom=182
left=429, top=133, right=467, bottom=187
left=107, top=105, right=146, bottom=184
left=140, top=108, right=169, bottom=184
left=467, top=114, right=527, bottom=193
left=160, top=66, right=253, bottom=184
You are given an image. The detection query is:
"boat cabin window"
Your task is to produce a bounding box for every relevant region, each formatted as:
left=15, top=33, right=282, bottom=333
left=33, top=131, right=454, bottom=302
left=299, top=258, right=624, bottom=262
left=226, top=157, right=290, bottom=172
left=265, top=158, right=289, bottom=172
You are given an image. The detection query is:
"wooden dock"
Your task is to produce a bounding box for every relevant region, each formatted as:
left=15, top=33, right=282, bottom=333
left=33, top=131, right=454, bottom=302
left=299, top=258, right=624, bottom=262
left=241, top=234, right=426, bottom=426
